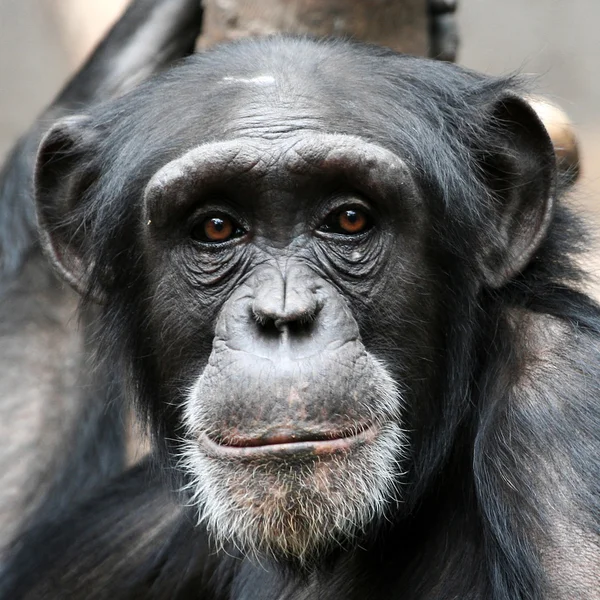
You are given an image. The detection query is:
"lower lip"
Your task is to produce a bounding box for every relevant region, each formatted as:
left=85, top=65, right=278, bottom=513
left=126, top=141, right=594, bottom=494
left=199, top=427, right=376, bottom=459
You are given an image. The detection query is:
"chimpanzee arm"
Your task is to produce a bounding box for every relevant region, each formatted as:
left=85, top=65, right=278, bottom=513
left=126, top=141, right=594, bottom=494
left=475, top=306, right=600, bottom=599
left=0, top=0, right=204, bottom=280
left=0, top=459, right=235, bottom=600
left=56, top=0, right=203, bottom=108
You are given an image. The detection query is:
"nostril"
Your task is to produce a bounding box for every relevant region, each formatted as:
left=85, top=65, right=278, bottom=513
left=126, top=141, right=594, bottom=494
left=251, top=287, right=323, bottom=339
left=247, top=293, right=325, bottom=358
left=251, top=307, right=319, bottom=339
left=251, top=309, right=281, bottom=339
left=283, top=315, right=315, bottom=336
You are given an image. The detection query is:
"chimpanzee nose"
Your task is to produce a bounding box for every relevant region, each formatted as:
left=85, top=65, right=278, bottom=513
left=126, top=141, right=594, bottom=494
left=215, top=265, right=359, bottom=361
left=251, top=266, right=321, bottom=335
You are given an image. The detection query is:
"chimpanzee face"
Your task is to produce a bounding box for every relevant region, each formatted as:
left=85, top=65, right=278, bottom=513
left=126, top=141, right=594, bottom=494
left=139, top=131, right=437, bottom=561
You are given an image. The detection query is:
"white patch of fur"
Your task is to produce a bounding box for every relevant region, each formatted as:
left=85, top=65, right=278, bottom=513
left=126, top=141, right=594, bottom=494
left=179, top=356, right=406, bottom=564
left=220, top=75, right=276, bottom=86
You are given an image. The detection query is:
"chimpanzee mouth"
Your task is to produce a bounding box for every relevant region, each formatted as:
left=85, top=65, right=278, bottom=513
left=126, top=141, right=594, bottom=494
left=200, top=425, right=376, bottom=458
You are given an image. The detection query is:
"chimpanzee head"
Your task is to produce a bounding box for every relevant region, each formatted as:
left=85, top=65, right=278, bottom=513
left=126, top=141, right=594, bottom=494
left=33, top=38, right=556, bottom=563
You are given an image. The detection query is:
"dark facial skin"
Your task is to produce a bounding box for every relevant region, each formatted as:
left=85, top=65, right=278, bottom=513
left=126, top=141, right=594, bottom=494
left=32, top=54, right=454, bottom=555
left=140, top=132, right=441, bottom=560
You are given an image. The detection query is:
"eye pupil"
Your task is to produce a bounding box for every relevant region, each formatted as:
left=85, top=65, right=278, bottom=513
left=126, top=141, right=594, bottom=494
left=211, top=218, right=226, bottom=232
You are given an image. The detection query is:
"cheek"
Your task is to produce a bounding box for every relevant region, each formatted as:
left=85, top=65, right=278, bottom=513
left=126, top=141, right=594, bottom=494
left=142, top=281, right=219, bottom=385
left=310, top=235, right=389, bottom=299
left=142, top=244, right=259, bottom=366
left=357, top=249, right=444, bottom=380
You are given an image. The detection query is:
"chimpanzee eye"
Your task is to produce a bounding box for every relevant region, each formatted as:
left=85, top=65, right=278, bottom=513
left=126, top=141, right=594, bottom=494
left=190, top=214, right=245, bottom=243
left=320, top=207, right=372, bottom=235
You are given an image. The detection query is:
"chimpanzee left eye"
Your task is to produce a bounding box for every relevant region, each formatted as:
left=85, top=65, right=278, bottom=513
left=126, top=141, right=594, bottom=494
left=190, top=214, right=246, bottom=243
left=319, top=207, right=372, bottom=235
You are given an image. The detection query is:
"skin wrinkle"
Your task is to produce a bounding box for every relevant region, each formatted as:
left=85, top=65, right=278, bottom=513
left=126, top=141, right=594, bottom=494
left=143, top=136, right=412, bottom=321
left=215, top=336, right=362, bottom=363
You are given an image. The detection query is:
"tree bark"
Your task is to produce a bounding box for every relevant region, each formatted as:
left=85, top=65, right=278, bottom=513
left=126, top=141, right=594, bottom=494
left=199, top=0, right=429, bottom=56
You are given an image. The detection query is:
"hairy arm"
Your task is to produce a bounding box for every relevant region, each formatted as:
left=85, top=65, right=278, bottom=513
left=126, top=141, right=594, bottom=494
left=475, top=308, right=600, bottom=600
left=0, top=460, right=235, bottom=600
left=1, top=0, right=203, bottom=278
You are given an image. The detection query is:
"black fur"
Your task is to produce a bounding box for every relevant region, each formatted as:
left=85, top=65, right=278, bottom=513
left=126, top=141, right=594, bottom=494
left=1, top=37, right=599, bottom=600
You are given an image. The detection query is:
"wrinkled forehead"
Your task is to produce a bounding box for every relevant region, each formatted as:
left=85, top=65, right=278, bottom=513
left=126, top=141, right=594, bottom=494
left=143, top=133, right=416, bottom=224
left=207, top=70, right=339, bottom=138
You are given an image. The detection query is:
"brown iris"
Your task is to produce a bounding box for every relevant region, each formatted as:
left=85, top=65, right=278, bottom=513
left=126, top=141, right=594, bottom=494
left=191, top=215, right=241, bottom=243
left=203, top=217, right=233, bottom=241
left=338, top=209, right=368, bottom=234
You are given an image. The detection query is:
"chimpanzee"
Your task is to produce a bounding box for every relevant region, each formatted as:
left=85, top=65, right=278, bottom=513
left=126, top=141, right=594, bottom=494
left=1, top=35, right=599, bottom=600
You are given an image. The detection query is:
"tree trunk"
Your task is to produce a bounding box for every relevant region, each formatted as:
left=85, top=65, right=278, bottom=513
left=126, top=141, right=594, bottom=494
left=199, top=0, right=429, bottom=56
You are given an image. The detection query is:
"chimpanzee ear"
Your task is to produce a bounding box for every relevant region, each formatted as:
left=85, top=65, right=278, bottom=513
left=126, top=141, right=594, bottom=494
left=35, top=115, right=101, bottom=300
left=475, top=93, right=556, bottom=288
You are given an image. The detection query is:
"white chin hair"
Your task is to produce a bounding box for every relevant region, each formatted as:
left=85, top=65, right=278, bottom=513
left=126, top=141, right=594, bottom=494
left=180, top=421, right=406, bottom=564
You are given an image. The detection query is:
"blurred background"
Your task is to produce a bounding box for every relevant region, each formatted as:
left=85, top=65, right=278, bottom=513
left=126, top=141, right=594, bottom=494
left=0, top=0, right=598, bottom=270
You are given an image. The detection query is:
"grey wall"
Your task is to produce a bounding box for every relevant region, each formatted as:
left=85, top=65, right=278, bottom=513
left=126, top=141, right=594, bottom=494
left=0, top=1, right=68, bottom=158
left=460, top=0, right=600, bottom=124
left=459, top=0, right=600, bottom=224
